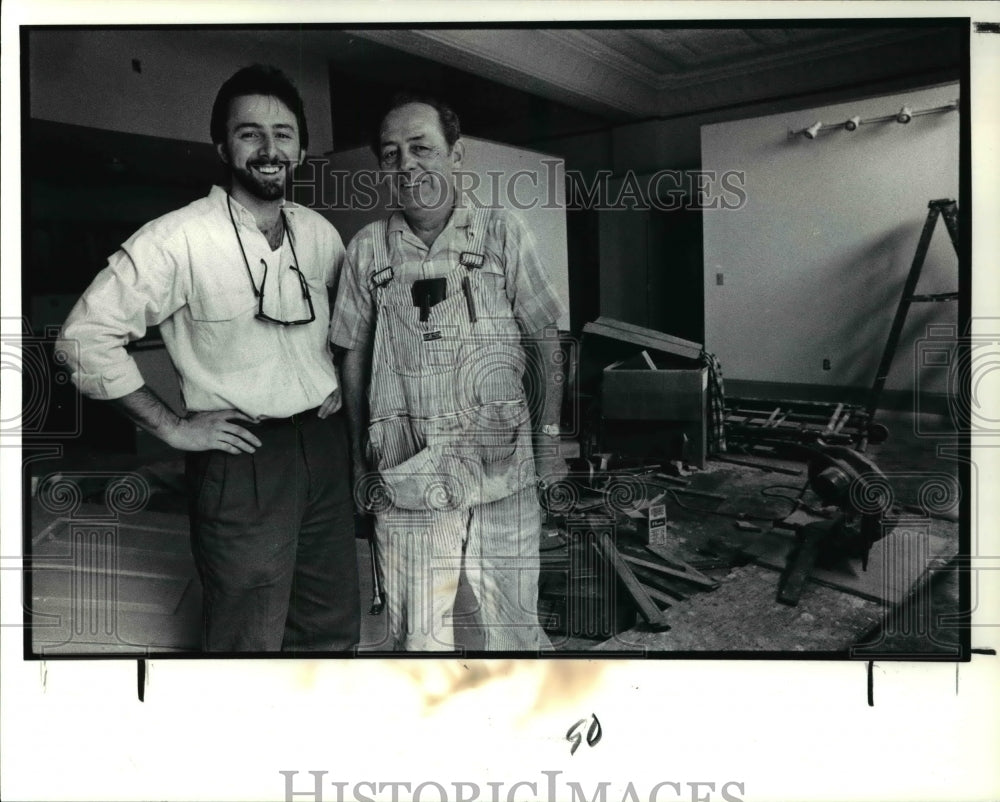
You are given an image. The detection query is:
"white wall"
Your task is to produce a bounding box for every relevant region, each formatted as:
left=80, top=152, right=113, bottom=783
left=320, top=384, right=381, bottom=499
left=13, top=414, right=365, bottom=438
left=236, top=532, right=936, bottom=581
left=28, top=29, right=334, bottom=154
left=702, top=83, right=960, bottom=394
left=322, top=137, right=571, bottom=331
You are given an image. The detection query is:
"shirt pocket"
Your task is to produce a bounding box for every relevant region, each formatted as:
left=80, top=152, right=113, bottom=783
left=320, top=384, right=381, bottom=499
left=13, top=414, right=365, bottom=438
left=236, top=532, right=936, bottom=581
left=188, top=289, right=257, bottom=322
left=475, top=254, right=508, bottom=297
left=468, top=262, right=520, bottom=342
left=185, top=286, right=260, bottom=376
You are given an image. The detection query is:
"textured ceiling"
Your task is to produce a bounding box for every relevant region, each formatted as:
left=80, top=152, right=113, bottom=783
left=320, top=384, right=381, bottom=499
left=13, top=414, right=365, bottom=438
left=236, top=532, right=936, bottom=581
left=189, top=25, right=962, bottom=148
left=348, top=27, right=961, bottom=120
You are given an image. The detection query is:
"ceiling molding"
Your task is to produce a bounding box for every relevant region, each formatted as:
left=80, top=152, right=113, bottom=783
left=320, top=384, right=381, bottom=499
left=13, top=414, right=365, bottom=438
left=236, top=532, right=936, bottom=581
left=537, top=29, right=666, bottom=89
left=349, top=28, right=652, bottom=119
left=350, top=27, right=959, bottom=123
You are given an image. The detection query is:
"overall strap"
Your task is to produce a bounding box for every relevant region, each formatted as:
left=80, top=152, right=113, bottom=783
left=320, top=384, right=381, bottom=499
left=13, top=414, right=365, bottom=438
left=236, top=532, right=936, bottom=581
left=369, top=218, right=394, bottom=294
left=459, top=205, right=492, bottom=270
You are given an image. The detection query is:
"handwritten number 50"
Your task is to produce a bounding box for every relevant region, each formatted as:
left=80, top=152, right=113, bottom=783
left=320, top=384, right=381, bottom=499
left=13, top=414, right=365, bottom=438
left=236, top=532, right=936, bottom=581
left=566, top=715, right=602, bottom=756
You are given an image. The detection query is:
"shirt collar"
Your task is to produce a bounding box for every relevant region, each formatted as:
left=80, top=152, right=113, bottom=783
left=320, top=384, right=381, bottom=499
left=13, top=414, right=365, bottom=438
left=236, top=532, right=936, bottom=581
left=387, top=201, right=476, bottom=239
left=212, top=185, right=298, bottom=230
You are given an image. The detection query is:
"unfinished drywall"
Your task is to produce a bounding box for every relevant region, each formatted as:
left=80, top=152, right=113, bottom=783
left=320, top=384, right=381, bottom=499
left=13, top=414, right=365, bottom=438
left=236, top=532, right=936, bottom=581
left=28, top=28, right=334, bottom=154
left=322, top=138, right=571, bottom=331
left=701, top=83, right=960, bottom=397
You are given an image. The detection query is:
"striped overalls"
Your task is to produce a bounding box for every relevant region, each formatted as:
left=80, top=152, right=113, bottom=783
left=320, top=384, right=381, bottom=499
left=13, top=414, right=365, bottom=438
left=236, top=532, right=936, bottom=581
left=365, top=207, right=546, bottom=652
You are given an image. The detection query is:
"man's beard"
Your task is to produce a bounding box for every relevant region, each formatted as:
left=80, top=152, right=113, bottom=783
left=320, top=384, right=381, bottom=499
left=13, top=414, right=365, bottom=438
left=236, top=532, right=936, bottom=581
left=230, top=159, right=289, bottom=202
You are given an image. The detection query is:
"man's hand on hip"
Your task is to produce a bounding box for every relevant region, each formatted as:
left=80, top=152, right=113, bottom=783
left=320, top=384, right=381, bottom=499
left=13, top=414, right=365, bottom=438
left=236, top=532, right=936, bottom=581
left=166, top=411, right=262, bottom=454
left=112, top=387, right=261, bottom=455
left=317, top=387, right=342, bottom=418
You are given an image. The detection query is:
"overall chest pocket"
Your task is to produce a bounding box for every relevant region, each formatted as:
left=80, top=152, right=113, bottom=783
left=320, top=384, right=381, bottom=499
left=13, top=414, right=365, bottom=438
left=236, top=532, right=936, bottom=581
left=468, top=261, right=521, bottom=339
left=382, top=298, right=464, bottom=378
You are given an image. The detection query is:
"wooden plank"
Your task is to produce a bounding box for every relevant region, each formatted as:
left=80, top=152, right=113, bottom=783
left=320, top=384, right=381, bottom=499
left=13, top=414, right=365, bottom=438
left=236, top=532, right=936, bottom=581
left=649, top=479, right=727, bottom=502
left=640, top=585, right=676, bottom=608
left=643, top=543, right=717, bottom=584
left=625, top=565, right=689, bottom=600
left=583, top=316, right=703, bottom=360
left=825, top=403, right=844, bottom=432
left=652, top=473, right=690, bottom=486
left=622, top=554, right=720, bottom=589
left=776, top=522, right=827, bottom=605
left=593, top=532, right=670, bottom=630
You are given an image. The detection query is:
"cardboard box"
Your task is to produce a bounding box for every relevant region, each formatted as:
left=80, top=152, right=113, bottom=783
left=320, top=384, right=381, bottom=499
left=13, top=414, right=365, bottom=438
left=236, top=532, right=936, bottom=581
left=580, top=316, right=702, bottom=398
left=621, top=501, right=669, bottom=545
left=601, top=355, right=708, bottom=467
left=602, top=356, right=707, bottom=420
left=581, top=316, right=708, bottom=467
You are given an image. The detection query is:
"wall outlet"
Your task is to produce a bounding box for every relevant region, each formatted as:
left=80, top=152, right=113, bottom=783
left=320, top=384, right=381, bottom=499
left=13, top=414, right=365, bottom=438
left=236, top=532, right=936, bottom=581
left=716, top=273, right=724, bottom=286
left=822, top=358, right=831, bottom=371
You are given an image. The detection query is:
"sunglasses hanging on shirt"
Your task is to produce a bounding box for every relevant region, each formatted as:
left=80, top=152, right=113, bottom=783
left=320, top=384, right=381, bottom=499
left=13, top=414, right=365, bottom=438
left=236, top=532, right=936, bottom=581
left=227, top=194, right=316, bottom=326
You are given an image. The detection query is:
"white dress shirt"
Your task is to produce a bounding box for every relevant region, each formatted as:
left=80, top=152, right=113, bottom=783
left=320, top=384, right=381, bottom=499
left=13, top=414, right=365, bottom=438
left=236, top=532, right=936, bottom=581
left=58, top=185, right=345, bottom=419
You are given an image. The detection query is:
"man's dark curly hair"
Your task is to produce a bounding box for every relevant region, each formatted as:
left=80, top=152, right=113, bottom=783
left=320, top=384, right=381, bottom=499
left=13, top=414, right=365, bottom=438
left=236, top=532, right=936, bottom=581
left=210, top=64, right=309, bottom=150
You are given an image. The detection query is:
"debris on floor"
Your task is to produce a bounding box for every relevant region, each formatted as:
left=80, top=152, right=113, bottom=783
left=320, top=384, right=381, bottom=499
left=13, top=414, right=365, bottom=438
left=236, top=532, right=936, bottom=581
left=538, top=428, right=959, bottom=653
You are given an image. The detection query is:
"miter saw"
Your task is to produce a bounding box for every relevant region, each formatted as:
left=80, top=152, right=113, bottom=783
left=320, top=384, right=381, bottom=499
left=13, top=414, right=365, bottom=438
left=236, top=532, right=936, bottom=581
left=777, top=444, right=892, bottom=606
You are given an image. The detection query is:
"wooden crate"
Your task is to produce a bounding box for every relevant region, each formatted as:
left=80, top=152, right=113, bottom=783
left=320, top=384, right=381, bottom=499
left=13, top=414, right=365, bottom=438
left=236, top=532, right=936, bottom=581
left=601, top=358, right=708, bottom=467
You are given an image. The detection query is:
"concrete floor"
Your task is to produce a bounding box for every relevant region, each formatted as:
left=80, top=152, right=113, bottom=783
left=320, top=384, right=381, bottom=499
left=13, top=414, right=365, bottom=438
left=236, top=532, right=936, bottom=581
left=23, top=409, right=962, bottom=657
left=27, top=496, right=482, bottom=656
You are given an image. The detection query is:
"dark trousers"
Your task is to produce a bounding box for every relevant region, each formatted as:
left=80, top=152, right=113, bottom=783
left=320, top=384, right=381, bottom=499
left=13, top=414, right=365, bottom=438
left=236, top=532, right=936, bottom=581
left=186, top=411, right=359, bottom=653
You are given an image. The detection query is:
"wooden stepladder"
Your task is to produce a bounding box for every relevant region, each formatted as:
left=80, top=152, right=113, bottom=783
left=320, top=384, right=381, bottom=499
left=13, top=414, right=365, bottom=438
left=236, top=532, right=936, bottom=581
left=867, top=199, right=960, bottom=419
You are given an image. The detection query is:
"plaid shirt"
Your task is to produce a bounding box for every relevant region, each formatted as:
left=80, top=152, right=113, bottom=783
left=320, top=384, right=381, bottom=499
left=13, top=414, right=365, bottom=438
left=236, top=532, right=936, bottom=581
left=702, top=350, right=727, bottom=454
left=329, top=206, right=565, bottom=350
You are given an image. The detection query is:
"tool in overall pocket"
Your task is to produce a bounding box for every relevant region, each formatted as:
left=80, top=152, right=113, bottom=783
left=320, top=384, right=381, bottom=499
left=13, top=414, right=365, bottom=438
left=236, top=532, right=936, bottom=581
left=459, top=249, right=485, bottom=324
left=461, top=276, right=477, bottom=324
left=410, top=277, right=447, bottom=322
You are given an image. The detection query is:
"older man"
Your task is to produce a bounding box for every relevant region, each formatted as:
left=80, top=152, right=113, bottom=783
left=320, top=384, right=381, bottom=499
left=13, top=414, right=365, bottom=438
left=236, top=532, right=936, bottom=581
left=331, top=93, right=567, bottom=651
left=56, top=65, right=359, bottom=653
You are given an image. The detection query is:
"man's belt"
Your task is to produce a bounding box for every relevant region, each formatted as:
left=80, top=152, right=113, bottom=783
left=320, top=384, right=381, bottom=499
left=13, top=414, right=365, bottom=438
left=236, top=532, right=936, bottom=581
left=245, top=407, right=323, bottom=428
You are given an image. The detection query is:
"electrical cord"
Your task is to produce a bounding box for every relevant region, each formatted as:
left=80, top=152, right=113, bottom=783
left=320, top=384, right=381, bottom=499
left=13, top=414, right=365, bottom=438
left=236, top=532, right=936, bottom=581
left=665, top=481, right=811, bottom=524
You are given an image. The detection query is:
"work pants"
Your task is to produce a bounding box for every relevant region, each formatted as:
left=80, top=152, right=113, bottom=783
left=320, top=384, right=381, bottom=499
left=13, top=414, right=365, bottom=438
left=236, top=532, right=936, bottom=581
left=186, top=411, right=359, bottom=652
left=376, top=484, right=546, bottom=652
